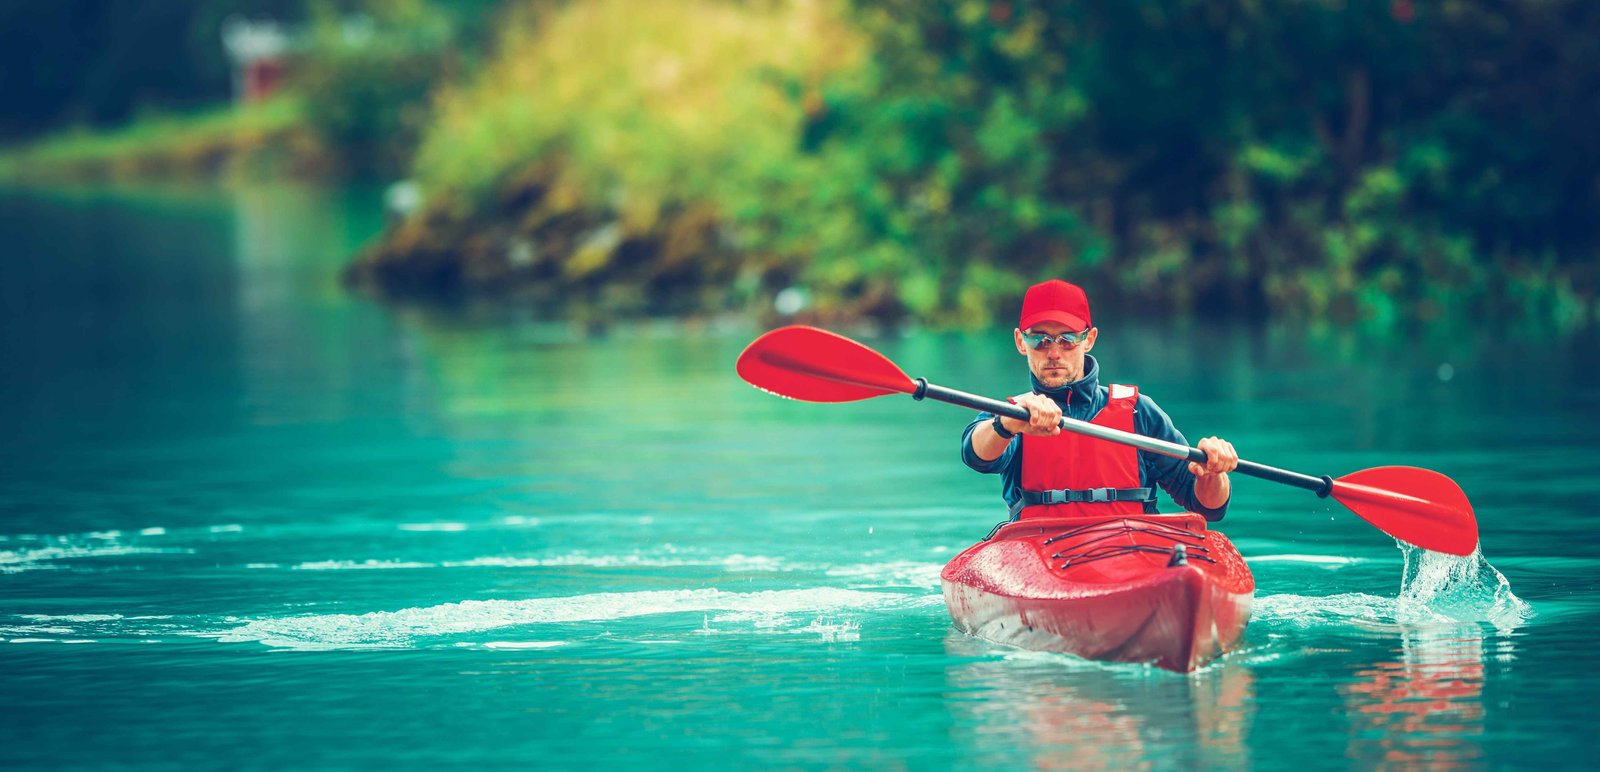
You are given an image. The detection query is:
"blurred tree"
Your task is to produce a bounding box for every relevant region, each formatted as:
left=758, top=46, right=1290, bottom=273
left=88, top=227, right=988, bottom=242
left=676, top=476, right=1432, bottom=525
left=0, top=0, right=499, bottom=149
left=785, top=0, right=1600, bottom=324
left=0, top=0, right=304, bottom=140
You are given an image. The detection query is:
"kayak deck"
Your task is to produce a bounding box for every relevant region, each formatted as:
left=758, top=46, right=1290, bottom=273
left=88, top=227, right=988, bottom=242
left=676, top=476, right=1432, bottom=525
left=940, top=514, right=1255, bottom=672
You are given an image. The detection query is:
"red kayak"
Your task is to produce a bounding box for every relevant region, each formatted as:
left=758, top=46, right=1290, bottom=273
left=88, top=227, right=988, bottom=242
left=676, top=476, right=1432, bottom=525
left=941, top=514, right=1254, bottom=672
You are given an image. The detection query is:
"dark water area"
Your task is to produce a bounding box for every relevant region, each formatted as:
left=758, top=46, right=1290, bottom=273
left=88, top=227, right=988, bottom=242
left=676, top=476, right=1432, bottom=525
left=2, top=182, right=1597, bottom=768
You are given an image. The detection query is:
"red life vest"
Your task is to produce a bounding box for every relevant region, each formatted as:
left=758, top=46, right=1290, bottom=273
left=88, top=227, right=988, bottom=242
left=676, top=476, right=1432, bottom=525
left=1016, top=383, right=1150, bottom=519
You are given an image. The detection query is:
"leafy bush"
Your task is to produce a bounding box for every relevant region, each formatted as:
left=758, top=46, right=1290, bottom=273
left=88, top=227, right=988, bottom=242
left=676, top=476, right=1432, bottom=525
left=788, top=0, right=1600, bottom=327
left=378, top=0, right=1599, bottom=328
left=292, top=1, right=461, bottom=175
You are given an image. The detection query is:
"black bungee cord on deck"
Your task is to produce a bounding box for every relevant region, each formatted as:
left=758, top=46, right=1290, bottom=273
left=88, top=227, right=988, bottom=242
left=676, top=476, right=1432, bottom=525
left=1043, top=517, right=1215, bottom=570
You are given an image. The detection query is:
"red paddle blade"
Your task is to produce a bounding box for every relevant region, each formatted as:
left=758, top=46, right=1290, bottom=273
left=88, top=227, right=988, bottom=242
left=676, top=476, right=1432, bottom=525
left=736, top=325, right=917, bottom=402
left=1331, top=466, right=1479, bottom=556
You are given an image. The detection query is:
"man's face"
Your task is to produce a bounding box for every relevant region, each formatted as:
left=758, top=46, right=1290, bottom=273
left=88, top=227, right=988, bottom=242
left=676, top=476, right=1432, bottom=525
left=1014, top=321, right=1097, bottom=389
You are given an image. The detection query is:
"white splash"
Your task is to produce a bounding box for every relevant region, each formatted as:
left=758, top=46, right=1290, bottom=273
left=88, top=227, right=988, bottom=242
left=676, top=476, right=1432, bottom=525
left=1248, top=554, right=1363, bottom=567
left=292, top=559, right=433, bottom=571
left=0, top=544, right=193, bottom=572
left=1253, top=543, right=1534, bottom=634
left=441, top=552, right=789, bottom=571
left=20, top=614, right=125, bottom=623
left=797, top=617, right=862, bottom=643
left=825, top=560, right=945, bottom=588
left=1253, top=592, right=1399, bottom=627
left=1395, top=542, right=1534, bottom=631
left=219, top=588, right=936, bottom=650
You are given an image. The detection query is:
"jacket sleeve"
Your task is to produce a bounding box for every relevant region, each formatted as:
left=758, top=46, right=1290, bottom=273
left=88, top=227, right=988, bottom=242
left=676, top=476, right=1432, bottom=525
left=961, top=412, right=1016, bottom=474
left=1135, top=396, right=1229, bottom=521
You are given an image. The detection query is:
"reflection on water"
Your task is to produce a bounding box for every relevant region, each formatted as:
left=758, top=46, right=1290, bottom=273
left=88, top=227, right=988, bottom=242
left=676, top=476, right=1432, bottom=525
left=1341, top=625, right=1497, bottom=768
left=231, top=183, right=396, bottom=427
left=932, top=540, right=1535, bottom=770
left=1333, top=541, right=1530, bottom=765
left=944, top=634, right=1256, bottom=769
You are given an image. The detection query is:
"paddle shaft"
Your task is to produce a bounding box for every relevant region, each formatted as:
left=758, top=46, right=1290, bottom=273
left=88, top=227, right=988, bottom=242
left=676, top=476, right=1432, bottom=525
left=913, top=379, right=1333, bottom=496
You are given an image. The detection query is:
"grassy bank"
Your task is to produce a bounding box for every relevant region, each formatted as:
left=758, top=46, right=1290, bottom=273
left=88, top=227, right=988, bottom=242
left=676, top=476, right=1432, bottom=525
left=0, top=97, right=336, bottom=183
left=345, top=0, right=868, bottom=320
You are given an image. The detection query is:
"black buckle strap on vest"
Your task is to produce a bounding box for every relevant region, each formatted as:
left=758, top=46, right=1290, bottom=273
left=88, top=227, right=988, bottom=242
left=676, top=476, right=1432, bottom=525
left=1009, top=487, right=1153, bottom=519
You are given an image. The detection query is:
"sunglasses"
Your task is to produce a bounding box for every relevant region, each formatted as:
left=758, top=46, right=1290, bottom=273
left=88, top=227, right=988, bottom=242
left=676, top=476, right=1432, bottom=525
left=1021, top=328, right=1091, bottom=350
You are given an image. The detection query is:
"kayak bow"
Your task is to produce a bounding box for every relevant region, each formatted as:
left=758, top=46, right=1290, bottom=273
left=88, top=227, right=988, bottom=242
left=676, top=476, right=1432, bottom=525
left=942, top=514, right=1254, bottom=672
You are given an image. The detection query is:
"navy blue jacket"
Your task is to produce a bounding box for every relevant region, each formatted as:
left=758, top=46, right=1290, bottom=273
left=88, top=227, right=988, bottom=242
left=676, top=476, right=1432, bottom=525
left=960, top=355, right=1228, bottom=521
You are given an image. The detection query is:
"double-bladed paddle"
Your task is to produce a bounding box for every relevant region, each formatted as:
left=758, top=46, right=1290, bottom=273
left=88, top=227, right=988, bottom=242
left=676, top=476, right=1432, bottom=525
left=736, top=325, right=1479, bottom=556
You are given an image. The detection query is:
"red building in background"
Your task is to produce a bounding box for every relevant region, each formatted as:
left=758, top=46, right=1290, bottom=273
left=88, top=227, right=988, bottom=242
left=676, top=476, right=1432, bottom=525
left=221, top=16, right=289, bottom=103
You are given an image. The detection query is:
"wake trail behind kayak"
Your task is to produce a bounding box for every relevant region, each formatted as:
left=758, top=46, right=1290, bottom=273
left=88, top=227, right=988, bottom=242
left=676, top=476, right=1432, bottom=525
left=216, top=587, right=945, bottom=650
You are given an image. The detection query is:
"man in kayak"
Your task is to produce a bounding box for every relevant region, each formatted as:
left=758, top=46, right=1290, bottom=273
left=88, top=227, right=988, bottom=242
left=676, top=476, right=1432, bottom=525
left=962, top=279, right=1239, bottom=521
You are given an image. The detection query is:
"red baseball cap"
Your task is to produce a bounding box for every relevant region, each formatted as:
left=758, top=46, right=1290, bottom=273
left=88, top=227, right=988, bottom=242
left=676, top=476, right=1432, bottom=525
left=1018, top=279, right=1091, bottom=331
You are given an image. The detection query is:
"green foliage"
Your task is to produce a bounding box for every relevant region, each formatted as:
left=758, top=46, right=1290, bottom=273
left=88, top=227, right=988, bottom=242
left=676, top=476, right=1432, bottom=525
left=10, top=0, right=1595, bottom=328
left=764, top=0, right=1600, bottom=328
left=371, top=0, right=1597, bottom=329
left=384, top=0, right=870, bottom=313
left=0, top=98, right=311, bottom=182
left=290, top=1, right=461, bottom=175
left=0, top=0, right=502, bottom=181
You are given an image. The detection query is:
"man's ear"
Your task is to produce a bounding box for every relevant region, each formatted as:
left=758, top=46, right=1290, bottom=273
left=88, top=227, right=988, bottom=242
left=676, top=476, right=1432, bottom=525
left=1013, top=328, right=1029, bottom=356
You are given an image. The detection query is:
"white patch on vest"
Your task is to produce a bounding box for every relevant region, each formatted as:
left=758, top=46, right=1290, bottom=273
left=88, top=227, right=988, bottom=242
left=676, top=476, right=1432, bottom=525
left=1109, top=384, right=1136, bottom=400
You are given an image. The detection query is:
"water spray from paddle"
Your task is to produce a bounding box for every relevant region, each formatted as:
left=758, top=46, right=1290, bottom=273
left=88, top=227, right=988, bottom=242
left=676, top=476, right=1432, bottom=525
left=1396, top=543, right=1533, bottom=631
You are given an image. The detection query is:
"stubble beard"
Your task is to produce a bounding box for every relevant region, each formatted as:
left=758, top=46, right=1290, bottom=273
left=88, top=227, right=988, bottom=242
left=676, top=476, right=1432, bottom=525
left=1033, top=364, right=1076, bottom=389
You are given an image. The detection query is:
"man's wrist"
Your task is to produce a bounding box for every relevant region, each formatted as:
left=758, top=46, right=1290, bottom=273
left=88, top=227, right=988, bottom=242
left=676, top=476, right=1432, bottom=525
left=991, top=414, right=1017, bottom=440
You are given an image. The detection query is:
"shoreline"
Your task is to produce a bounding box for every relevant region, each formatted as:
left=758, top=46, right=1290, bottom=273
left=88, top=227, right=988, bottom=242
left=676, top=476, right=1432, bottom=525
left=0, top=99, right=337, bottom=186
left=3, top=145, right=1594, bottom=334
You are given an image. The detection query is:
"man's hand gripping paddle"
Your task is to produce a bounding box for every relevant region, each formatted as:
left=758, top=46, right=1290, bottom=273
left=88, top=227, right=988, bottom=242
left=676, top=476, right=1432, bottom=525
left=736, top=325, right=1479, bottom=556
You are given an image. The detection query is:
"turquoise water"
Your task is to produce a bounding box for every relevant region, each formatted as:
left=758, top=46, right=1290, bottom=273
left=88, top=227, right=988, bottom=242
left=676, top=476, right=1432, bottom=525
left=2, top=183, right=1597, bottom=768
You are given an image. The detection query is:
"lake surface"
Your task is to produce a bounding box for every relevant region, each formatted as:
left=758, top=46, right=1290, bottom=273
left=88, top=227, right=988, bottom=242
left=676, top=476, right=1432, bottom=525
left=2, top=182, right=1597, bottom=769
